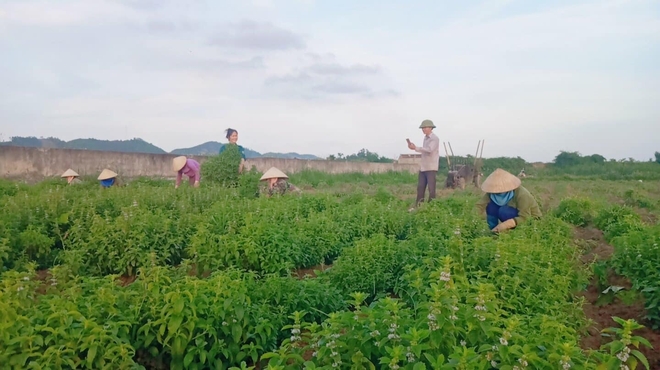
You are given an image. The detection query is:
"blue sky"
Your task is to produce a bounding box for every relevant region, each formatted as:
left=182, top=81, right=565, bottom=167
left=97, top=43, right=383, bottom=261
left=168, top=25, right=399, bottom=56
left=0, top=0, right=658, bottom=161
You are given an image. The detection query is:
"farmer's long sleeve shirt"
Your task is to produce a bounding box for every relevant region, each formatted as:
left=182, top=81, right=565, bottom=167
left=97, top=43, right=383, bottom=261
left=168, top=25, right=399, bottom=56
left=415, top=132, right=440, bottom=172
left=176, top=158, right=201, bottom=186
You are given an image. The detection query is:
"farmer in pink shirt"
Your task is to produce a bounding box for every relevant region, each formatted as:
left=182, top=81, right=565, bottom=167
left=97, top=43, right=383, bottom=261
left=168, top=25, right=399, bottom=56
left=173, top=156, right=201, bottom=188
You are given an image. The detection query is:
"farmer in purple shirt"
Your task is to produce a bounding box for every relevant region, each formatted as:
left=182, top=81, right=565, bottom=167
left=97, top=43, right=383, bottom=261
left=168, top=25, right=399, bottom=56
left=173, top=156, right=201, bottom=188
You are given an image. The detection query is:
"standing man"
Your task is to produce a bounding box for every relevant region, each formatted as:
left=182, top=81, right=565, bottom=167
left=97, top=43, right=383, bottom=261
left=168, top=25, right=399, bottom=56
left=408, top=119, right=440, bottom=207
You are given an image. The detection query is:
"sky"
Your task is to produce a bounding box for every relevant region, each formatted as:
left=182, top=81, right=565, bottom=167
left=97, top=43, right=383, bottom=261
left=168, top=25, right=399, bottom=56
left=0, top=0, right=658, bottom=162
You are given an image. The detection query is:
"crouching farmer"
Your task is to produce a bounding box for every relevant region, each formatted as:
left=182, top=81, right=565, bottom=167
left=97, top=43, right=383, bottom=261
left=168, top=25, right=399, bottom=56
left=259, top=167, right=301, bottom=197
left=476, top=168, right=542, bottom=233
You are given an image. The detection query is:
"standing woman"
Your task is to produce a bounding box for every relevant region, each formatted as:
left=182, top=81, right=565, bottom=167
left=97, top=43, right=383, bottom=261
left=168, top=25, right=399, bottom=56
left=98, top=169, right=120, bottom=188
left=173, top=156, right=200, bottom=188
left=219, top=128, right=247, bottom=173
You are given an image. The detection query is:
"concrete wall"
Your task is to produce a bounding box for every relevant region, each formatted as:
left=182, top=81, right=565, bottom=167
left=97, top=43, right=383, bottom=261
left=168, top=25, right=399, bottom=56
left=0, top=146, right=419, bottom=181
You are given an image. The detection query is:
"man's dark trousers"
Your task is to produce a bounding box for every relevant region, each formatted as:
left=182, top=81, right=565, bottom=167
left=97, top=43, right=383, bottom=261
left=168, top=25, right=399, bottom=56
left=416, top=170, right=437, bottom=204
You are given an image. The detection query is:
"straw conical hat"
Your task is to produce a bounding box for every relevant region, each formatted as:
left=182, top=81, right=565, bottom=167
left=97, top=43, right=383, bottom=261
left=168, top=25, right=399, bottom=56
left=173, top=156, right=187, bottom=172
left=97, top=169, right=118, bottom=180
left=61, top=168, right=79, bottom=178
left=260, top=167, right=288, bottom=181
left=480, top=168, right=521, bottom=193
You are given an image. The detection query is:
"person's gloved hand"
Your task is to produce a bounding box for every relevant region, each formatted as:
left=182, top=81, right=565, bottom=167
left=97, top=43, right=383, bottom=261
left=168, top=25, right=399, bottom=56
left=492, top=218, right=516, bottom=233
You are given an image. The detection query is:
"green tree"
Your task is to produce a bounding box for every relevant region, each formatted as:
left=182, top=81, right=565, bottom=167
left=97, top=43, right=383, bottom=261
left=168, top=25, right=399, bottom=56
left=655, top=151, right=660, bottom=164
left=553, top=151, right=583, bottom=167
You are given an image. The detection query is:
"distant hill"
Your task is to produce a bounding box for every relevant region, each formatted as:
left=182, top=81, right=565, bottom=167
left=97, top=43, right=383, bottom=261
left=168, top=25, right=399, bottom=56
left=170, top=141, right=261, bottom=158
left=2, top=136, right=321, bottom=159
left=171, top=141, right=321, bottom=159
left=1, top=136, right=165, bottom=154
left=261, top=152, right=320, bottom=160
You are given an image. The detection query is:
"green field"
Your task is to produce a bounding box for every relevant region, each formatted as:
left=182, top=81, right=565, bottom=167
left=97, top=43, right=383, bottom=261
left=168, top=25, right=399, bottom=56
left=1, top=169, right=659, bottom=370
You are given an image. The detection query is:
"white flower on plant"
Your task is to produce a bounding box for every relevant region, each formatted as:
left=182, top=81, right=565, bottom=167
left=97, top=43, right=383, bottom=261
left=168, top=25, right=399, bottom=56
left=370, top=330, right=380, bottom=337
left=460, top=340, right=466, bottom=346
left=23, top=276, right=30, bottom=281
left=450, top=315, right=458, bottom=321
left=491, top=361, right=497, bottom=367
left=17, top=286, right=24, bottom=291
left=427, top=313, right=436, bottom=321
left=499, top=337, right=508, bottom=346
left=440, top=271, right=451, bottom=282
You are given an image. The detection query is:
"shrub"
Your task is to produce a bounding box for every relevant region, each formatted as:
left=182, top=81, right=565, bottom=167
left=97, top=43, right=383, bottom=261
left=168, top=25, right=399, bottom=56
left=554, top=197, right=595, bottom=226
left=201, top=144, right=242, bottom=187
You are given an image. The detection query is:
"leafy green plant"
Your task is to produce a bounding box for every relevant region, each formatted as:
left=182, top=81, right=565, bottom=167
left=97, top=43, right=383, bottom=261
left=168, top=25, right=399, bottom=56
left=201, top=144, right=243, bottom=187
left=554, top=197, right=596, bottom=226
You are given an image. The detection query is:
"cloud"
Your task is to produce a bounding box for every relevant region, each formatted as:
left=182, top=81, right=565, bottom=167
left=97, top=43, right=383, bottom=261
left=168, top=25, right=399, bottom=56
left=112, top=0, right=170, bottom=11
left=307, top=62, right=381, bottom=76
left=310, top=82, right=371, bottom=95
left=146, top=19, right=177, bottom=33
left=263, top=55, right=395, bottom=100
left=209, top=20, right=305, bottom=51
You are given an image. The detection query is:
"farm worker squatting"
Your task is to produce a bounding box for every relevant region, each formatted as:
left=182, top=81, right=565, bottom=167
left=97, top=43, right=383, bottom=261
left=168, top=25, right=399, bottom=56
left=219, top=128, right=247, bottom=174
left=61, top=168, right=82, bottom=185
left=98, top=169, right=120, bottom=188
left=407, top=119, right=440, bottom=206
left=476, top=168, right=542, bottom=233
left=173, top=156, right=200, bottom=188
left=259, top=167, right=301, bottom=197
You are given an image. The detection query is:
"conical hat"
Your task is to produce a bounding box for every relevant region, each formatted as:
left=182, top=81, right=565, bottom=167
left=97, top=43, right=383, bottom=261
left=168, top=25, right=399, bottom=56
left=61, top=168, right=79, bottom=178
left=173, top=156, right=187, bottom=171
left=97, top=169, right=118, bottom=180
left=260, top=167, right=288, bottom=181
left=480, top=168, right=521, bottom=193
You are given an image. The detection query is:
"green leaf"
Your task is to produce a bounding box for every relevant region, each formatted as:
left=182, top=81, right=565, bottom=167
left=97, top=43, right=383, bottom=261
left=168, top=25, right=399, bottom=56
left=413, top=363, right=427, bottom=370
left=631, top=350, right=650, bottom=370
left=232, top=324, right=242, bottom=343
left=174, top=299, right=185, bottom=315
left=87, top=345, right=98, bottom=365
left=235, top=305, right=245, bottom=321
left=184, top=351, right=195, bottom=368
left=169, top=315, right=184, bottom=335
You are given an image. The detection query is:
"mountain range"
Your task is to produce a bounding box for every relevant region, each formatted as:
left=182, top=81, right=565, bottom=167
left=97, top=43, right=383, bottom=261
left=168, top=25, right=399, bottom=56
left=0, top=136, right=322, bottom=160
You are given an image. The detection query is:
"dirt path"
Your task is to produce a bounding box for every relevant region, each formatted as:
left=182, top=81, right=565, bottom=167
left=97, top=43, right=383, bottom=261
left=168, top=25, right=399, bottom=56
left=574, top=227, right=660, bottom=369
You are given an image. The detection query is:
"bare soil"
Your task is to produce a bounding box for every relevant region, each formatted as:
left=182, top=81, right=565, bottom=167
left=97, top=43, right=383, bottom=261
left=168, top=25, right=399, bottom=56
left=293, top=263, right=331, bottom=279
left=574, top=227, right=660, bottom=369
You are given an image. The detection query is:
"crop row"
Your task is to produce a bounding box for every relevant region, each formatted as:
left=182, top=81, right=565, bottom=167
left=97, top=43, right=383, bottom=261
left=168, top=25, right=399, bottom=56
left=0, top=181, right=655, bottom=369
left=556, top=196, right=660, bottom=332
